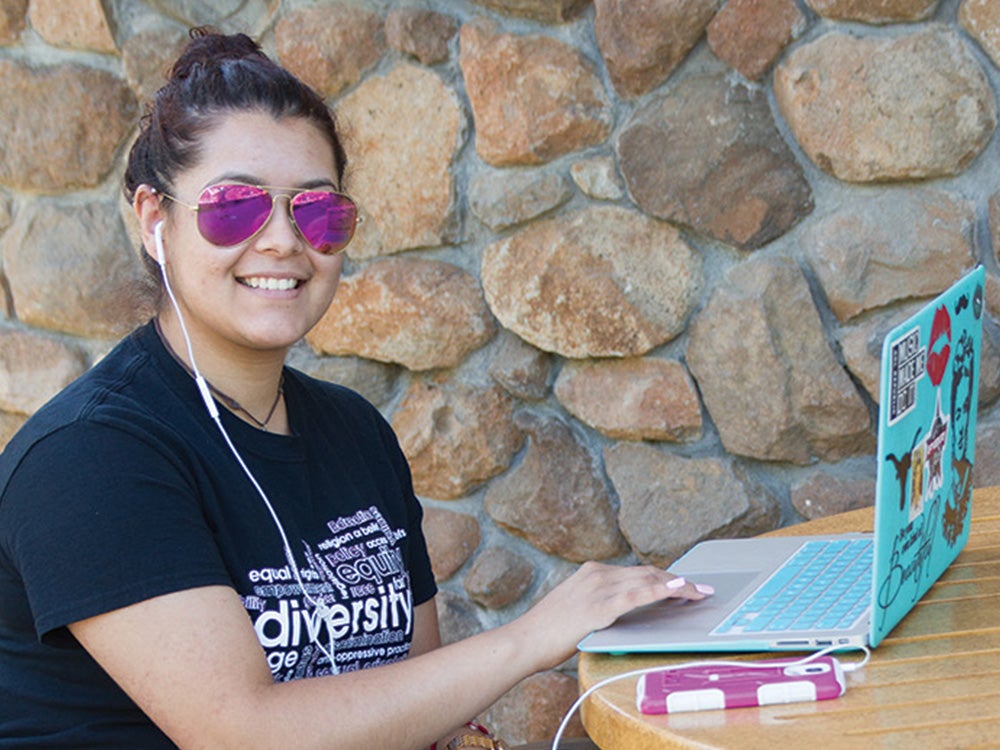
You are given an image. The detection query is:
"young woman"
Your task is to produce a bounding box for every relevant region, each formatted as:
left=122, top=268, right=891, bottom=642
left=0, top=29, right=711, bottom=750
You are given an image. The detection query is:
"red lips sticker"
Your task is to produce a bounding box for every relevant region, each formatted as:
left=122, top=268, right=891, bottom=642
left=926, top=304, right=951, bottom=386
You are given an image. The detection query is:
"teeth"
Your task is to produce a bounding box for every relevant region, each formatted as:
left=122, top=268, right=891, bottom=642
left=243, top=277, right=299, bottom=291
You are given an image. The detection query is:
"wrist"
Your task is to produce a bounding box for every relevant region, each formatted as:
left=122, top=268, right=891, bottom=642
left=500, top=612, right=573, bottom=673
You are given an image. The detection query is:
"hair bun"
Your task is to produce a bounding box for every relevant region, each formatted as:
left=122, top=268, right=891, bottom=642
left=169, top=26, right=266, bottom=81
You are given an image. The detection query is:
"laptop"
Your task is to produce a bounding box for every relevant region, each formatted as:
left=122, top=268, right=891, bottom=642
left=579, top=265, right=985, bottom=654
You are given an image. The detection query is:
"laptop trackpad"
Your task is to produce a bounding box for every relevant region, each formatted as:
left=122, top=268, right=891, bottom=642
left=607, top=571, right=758, bottom=631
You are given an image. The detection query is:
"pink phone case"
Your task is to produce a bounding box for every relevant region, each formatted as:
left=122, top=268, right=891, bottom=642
left=636, top=656, right=847, bottom=714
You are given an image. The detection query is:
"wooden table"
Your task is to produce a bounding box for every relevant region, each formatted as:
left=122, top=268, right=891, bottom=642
left=578, top=486, right=1000, bottom=750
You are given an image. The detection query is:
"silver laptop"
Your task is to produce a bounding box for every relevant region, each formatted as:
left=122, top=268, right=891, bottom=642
left=579, top=265, right=985, bottom=654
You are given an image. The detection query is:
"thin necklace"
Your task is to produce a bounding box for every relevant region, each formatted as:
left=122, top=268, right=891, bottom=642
left=153, top=318, right=284, bottom=432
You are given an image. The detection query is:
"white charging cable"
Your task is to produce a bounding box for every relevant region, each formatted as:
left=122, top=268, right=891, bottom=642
left=153, top=221, right=341, bottom=674
left=551, top=645, right=871, bottom=750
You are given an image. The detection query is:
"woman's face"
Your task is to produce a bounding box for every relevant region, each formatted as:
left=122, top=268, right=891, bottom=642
left=148, top=110, right=347, bottom=356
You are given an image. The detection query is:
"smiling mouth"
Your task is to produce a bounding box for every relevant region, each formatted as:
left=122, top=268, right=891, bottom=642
left=240, top=276, right=301, bottom=291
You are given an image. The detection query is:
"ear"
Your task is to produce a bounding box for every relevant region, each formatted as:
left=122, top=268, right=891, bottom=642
left=134, top=185, right=168, bottom=265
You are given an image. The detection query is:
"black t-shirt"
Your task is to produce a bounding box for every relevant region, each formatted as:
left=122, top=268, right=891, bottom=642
left=0, top=322, right=436, bottom=748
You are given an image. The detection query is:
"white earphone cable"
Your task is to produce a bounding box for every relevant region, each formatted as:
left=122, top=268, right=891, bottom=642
left=154, top=222, right=340, bottom=674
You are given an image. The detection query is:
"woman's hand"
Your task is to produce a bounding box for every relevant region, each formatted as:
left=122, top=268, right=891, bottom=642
left=509, top=561, right=713, bottom=671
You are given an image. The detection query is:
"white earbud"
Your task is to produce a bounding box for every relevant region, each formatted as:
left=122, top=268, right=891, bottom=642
left=154, top=220, right=166, bottom=266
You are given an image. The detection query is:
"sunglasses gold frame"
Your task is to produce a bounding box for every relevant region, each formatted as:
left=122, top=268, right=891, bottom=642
left=155, top=183, right=362, bottom=254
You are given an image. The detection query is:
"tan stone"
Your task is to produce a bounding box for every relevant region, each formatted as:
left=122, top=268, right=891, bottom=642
left=2, top=201, right=151, bottom=339
left=686, top=256, right=874, bottom=464
left=459, top=19, right=612, bottom=166
left=122, top=27, right=189, bottom=104
left=142, top=0, right=275, bottom=32
left=275, top=4, right=384, bottom=98
left=554, top=358, right=702, bottom=442
left=838, top=302, right=922, bottom=402
left=462, top=546, right=533, bottom=609
left=607, top=442, right=780, bottom=566
left=488, top=332, right=552, bottom=401
left=979, top=329, right=1000, bottom=407
left=484, top=412, right=628, bottom=562
left=0, top=61, right=138, bottom=192
left=481, top=205, right=701, bottom=359
left=0, top=192, right=10, bottom=233
left=468, top=170, right=572, bottom=231
left=337, top=63, right=464, bottom=258
left=307, top=257, right=496, bottom=371
left=962, top=0, right=1000, bottom=71
left=838, top=299, right=1000, bottom=409
left=484, top=671, right=586, bottom=746
left=0, top=0, right=27, bottom=44
left=988, top=273, right=1000, bottom=332
left=284, top=344, right=398, bottom=408
left=0, top=409, right=26, bottom=450
left=805, top=0, right=939, bottom=22
left=385, top=8, right=458, bottom=65
left=707, top=0, right=807, bottom=81
left=0, top=190, right=8, bottom=317
left=774, top=28, right=996, bottom=182
left=436, top=590, right=483, bottom=645
left=469, top=0, right=589, bottom=23
left=972, top=410, right=1000, bottom=488
left=0, top=327, right=88, bottom=415
left=422, top=507, right=481, bottom=582
left=992, top=191, right=1000, bottom=270
left=391, top=379, right=522, bottom=500
left=569, top=156, right=624, bottom=201
left=594, top=0, right=721, bottom=98
left=791, top=470, right=877, bottom=520
left=802, top=190, right=977, bottom=322
left=617, top=72, right=813, bottom=251
left=29, top=0, right=116, bottom=52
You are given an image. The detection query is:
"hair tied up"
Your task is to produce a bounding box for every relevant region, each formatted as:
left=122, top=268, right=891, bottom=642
left=169, top=26, right=268, bottom=81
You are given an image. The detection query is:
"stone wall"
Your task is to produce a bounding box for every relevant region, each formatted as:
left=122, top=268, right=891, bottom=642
left=2, top=0, right=1000, bottom=742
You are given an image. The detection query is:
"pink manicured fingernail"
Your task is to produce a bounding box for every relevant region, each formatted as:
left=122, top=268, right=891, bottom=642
left=666, top=577, right=686, bottom=589
left=695, top=583, right=715, bottom=595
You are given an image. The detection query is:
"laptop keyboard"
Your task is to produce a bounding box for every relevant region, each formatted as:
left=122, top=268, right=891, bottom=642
left=712, top=538, right=873, bottom=635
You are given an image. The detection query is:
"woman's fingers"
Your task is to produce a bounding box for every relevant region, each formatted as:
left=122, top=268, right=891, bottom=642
left=665, top=575, right=715, bottom=598
left=561, top=562, right=714, bottom=627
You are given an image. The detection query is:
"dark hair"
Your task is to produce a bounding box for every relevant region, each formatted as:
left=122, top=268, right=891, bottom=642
left=124, top=27, right=348, bottom=282
left=125, top=27, right=346, bottom=199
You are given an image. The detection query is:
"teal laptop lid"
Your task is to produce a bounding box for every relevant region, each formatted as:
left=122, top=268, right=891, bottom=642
left=871, top=264, right=985, bottom=646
